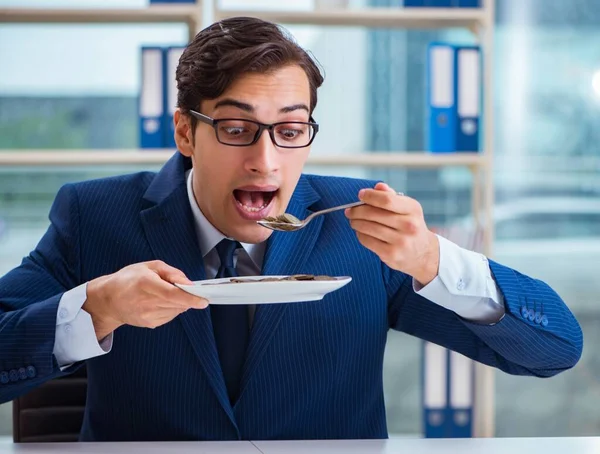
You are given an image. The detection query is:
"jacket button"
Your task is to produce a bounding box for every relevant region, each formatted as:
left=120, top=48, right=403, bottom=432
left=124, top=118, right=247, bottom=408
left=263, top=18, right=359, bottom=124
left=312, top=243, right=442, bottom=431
left=535, top=312, right=542, bottom=324
left=26, top=366, right=36, bottom=378
left=528, top=309, right=536, bottom=322
left=18, top=368, right=27, bottom=380
left=9, top=370, right=19, bottom=382
left=541, top=315, right=549, bottom=327
left=0, top=372, right=8, bottom=384
left=521, top=306, right=528, bottom=318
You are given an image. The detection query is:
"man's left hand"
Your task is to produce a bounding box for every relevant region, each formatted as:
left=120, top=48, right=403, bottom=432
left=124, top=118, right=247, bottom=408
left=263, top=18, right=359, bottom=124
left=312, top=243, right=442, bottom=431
left=345, top=182, right=440, bottom=286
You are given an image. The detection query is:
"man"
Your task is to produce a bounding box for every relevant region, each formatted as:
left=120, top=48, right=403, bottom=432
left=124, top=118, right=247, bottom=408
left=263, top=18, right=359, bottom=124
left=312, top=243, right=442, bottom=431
left=0, top=17, right=582, bottom=441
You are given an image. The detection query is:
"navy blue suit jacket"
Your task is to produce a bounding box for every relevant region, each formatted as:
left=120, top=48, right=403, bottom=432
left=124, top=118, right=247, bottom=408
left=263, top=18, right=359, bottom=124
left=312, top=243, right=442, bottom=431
left=0, top=153, right=583, bottom=441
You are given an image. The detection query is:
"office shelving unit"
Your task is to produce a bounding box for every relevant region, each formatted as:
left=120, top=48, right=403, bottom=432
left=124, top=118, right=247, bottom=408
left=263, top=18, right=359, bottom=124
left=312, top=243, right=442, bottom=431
left=0, top=5, right=200, bottom=40
left=0, top=0, right=496, bottom=437
left=0, top=150, right=484, bottom=168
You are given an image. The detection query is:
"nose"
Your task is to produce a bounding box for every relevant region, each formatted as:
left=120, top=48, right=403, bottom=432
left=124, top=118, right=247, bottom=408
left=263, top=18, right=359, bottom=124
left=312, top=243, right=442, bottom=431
left=244, top=129, right=280, bottom=175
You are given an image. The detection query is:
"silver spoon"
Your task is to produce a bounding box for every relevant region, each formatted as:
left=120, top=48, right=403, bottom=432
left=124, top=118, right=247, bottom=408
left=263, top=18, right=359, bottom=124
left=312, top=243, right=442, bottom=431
left=257, top=192, right=404, bottom=232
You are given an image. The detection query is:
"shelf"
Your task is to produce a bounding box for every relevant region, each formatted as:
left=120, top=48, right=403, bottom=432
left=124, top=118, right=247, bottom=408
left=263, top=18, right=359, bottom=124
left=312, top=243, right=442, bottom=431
left=0, top=150, right=486, bottom=169
left=214, top=7, right=487, bottom=29
left=0, top=6, right=487, bottom=29
left=0, top=151, right=174, bottom=166
left=0, top=6, right=198, bottom=25
left=308, top=152, right=486, bottom=168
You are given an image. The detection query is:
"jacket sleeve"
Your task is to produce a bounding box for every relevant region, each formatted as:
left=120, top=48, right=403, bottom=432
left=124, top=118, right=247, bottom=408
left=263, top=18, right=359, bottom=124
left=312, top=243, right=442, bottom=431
left=0, top=184, right=83, bottom=403
left=387, top=259, right=583, bottom=377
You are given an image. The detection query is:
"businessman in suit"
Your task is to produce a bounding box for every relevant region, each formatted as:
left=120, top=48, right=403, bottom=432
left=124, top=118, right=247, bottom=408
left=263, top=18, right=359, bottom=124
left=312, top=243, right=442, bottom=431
left=0, top=17, right=582, bottom=441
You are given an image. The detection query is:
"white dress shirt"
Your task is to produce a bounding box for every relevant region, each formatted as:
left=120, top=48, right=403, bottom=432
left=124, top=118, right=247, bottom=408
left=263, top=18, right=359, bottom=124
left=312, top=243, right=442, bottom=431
left=52, top=170, right=505, bottom=368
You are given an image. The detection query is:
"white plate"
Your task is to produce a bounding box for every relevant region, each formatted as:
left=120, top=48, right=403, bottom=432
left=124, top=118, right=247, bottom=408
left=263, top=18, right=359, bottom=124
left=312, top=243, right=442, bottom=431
left=175, top=275, right=352, bottom=305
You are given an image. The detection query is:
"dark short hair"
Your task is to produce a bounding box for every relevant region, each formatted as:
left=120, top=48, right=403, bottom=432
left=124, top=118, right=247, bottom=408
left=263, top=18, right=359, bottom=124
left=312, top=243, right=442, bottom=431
left=176, top=16, right=324, bottom=130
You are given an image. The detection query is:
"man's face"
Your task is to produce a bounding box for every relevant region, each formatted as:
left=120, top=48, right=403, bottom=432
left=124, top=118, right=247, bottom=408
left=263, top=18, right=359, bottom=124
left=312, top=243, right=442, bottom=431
left=176, top=65, right=313, bottom=244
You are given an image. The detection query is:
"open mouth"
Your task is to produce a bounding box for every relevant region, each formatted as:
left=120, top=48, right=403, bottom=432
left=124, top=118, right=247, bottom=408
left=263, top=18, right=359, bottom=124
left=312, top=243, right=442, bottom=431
left=233, top=188, right=278, bottom=221
left=233, top=189, right=276, bottom=212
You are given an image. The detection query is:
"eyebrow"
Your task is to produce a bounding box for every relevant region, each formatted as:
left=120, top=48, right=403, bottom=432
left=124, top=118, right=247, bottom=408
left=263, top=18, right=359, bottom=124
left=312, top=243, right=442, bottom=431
left=280, top=103, right=310, bottom=114
left=213, top=98, right=310, bottom=114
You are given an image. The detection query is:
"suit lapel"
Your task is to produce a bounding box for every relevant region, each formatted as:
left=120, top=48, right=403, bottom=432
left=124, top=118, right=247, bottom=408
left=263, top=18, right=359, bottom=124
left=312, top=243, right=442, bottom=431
left=238, top=177, right=323, bottom=401
left=140, top=158, right=325, bottom=417
left=139, top=153, right=236, bottom=427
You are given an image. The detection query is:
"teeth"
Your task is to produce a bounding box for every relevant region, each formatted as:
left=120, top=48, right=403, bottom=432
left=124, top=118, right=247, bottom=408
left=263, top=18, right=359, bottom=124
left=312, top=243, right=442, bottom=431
left=237, top=200, right=268, bottom=212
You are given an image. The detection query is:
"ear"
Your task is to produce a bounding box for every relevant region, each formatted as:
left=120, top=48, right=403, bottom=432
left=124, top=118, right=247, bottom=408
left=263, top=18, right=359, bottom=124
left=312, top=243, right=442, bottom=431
left=174, top=110, right=194, bottom=157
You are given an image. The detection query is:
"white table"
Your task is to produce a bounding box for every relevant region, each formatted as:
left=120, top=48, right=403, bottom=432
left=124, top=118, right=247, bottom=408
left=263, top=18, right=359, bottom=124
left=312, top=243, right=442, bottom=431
left=255, top=438, right=600, bottom=453
left=1, top=438, right=600, bottom=454
left=0, top=441, right=255, bottom=454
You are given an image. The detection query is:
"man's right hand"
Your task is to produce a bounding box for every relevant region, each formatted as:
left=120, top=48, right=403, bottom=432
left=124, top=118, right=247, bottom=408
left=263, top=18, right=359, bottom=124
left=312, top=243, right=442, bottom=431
left=84, top=260, right=208, bottom=341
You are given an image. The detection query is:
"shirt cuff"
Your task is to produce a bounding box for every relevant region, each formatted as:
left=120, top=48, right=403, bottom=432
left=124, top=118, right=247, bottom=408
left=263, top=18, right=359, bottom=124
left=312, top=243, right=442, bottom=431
left=414, top=234, right=505, bottom=324
left=54, top=283, right=113, bottom=370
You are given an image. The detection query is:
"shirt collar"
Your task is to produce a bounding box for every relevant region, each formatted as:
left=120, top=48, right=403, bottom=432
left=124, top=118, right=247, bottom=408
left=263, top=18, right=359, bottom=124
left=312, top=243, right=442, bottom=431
left=186, top=169, right=265, bottom=269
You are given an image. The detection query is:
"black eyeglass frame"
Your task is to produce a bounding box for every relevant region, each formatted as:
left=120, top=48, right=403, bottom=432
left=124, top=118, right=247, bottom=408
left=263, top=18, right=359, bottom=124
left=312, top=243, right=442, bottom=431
left=189, top=109, right=319, bottom=149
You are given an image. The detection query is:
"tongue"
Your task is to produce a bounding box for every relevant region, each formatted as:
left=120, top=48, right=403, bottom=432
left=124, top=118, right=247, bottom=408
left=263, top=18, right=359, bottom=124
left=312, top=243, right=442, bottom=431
left=237, top=190, right=266, bottom=208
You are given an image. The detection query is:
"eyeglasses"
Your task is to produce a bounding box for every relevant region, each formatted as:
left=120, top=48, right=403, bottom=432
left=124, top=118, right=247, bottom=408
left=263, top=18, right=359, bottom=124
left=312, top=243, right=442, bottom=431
left=189, top=110, right=319, bottom=149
